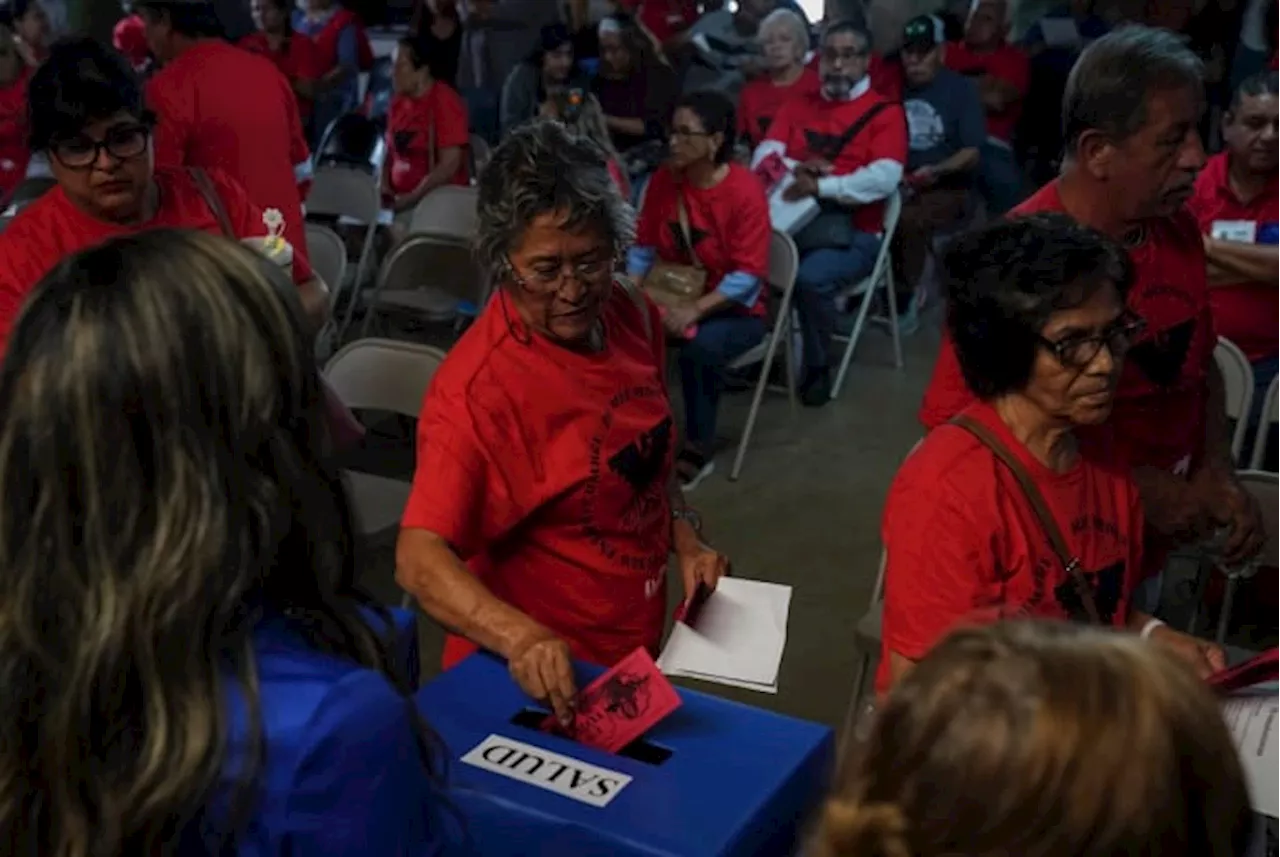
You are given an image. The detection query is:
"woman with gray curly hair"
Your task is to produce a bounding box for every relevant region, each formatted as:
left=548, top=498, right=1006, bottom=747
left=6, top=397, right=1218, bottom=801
left=396, top=120, right=730, bottom=723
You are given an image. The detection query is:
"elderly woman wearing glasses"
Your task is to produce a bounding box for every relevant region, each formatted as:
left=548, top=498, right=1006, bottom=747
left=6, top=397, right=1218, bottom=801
left=0, top=38, right=327, bottom=350
left=878, top=214, right=1225, bottom=696
left=397, top=120, right=730, bottom=725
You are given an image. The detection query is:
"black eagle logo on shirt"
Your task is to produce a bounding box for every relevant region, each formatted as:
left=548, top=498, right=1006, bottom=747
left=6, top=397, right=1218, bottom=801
left=392, top=130, right=415, bottom=157
left=667, top=221, right=708, bottom=259
left=1126, top=317, right=1196, bottom=388
left=757, top=116, right=771, bottom=137
left=803, top=128, right=846, bottom=160
left=1053, top=560, right=1125, bottom=625
left=608, top=416, right=673, bottom=534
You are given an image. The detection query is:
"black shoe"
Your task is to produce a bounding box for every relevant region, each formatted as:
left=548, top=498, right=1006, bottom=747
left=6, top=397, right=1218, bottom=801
left=800, top=367, right=831, bottom=408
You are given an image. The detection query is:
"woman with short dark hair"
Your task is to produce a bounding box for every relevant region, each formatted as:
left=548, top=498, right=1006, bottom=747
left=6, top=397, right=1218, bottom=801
left=628, top=89, right=771, bottom=490
left=0, top=230, right=452, bottom=855
left=879, top=214, right=1225, bottom=695
left=397, top=120, right=730, bottom=725
left=499, top=22, right=577, bottom=134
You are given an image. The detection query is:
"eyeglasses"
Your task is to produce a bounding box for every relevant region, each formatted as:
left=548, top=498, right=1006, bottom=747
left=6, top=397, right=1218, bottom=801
left=50, top=122, right=151, bottom=169
left=506, top=253, right=614, bottom=294
left=820, top=47, right=869, bottom=64
left=1038, top=313, right=1147, bottom=369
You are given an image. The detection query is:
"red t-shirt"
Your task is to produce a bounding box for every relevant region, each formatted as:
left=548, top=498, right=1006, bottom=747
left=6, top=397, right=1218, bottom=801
left=737, top=67, right=820, bottom=146
left=620, top=0, right=697, bottom=44
left=919, top=181, right=1215, bottom=475
left=606, top=158, right=631, bottom=201
left=401, top=286, right=673, bottom=670
left=147, top=40, right=312, bottom=265
left=764, top=87, right=907, bottom=234
left=944, top=40, right=1030, bottom=143
left=237, top=31, right=322, bottom=120
left=1188, top=152, right=1279, bottom=363
left=385, top=83, right=470, bottom=195
left=0, top=167, right=315, bottom=353
left=112, top=13, right=149, bottom=70
left=0, top=66, right=30, bottom=203
left=877, top=400, right=1143, bottom=693
left=636, top=162, right=771, bottom=318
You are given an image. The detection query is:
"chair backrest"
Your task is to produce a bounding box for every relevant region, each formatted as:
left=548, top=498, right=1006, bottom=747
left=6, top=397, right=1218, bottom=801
left=767, top=228, right=799, bottom=296
left=1236, top=470, right=1279, bottom=567
left=375, top=231, right=487, bottom=307
left=1214, top=336, right=1253, bottom=462
left=9, top=176, right=56, bottom=209
left=469, top=134, right=492, bottom=180
left=881, top=187, right=903, bottom=237
left=1249, top=373, right=1279, bottom=470
left=304, top=222, right=347, bottom=294
left=306, top=165, right=382, bottom=223
left=323, top=338, right=448, bottom=417
left=409, top=185, right=479, bottom=237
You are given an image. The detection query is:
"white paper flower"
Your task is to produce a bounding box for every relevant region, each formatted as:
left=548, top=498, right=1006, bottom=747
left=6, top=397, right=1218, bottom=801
left=262, top=208, right=285, bottom=238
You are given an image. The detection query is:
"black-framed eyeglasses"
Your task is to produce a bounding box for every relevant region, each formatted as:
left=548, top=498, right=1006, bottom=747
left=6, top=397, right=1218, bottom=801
left=50, top=121, right=152, bottom=169
left=506, top=253, right=614, bottom=295
left=1038, top=313, right=1147, bottom=368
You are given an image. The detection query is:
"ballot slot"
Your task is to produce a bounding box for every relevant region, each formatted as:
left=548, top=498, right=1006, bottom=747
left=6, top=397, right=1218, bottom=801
left=508, top=707, right=674, bottom=766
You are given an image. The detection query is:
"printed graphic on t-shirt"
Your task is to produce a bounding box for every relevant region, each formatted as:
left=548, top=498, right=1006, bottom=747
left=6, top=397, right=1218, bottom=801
left=1053, top=559, right=1125, bottom=624
left=904, top=98, right=944, bottom=152
left=1128, top=317, right=1195, bottom=388
left=756, top=116, right=771, bottom=137
left=802, top=128, right=847, bottom=160
left=666, top=221, right=708, bottom=258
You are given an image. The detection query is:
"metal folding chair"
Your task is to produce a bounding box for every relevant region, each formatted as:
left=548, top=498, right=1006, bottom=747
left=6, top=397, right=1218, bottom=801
left=1212, top=470, right=1279, bottom=643
left=728, top=229, right=800, bottom=482
left=360, top=232, right=487, bottom=337
left=1214, top=336, right=1254, bottom=464
left=409, top=184, right=479, bottom=238
left=306, top=222, right=350, bottom=359
left=306, top=165, right=383, bottom=339
left=468, top=134, right=492, bottom=181
left=1249, top=373, right=1278, bottom=471
left=831, top=189, right=905, bottom=400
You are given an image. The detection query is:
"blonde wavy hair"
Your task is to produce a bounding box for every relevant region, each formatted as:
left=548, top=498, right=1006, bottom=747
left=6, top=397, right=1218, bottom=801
left=817, top=622, right=1252, bottom=857
left=0, top=230, right=442, bottom=856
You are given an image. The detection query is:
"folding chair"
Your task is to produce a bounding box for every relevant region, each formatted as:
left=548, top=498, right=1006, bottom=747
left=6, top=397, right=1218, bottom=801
left=1214, top=336, right=1254, bottom=464
left=305, top=222, right=348, bottom=294
left=831, top=189, right=905, bottom=400
left=6, top=175, right=55, bottom=213
left=324, top=338, right=446, bottom=531
left=1212, top=470, right=1279, bottom=644
left=728, top=229, right=800, bottom=482
left=409, top=185, right=479, bottom=238
left=1248, top=373, right=1278, bottom=471
left=306, top=165, right=383, bottom=338
left=360, top=232, right=487, bottom=337
left=468, top=134, right=492, bottom=180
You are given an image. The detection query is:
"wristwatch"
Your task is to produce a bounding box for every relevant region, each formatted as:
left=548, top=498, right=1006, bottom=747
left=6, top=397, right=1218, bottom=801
left=672, top=506, right=703, bottom=534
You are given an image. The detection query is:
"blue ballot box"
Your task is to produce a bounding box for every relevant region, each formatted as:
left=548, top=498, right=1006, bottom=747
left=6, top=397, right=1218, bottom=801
left=415, top=653, right=835, bottom=857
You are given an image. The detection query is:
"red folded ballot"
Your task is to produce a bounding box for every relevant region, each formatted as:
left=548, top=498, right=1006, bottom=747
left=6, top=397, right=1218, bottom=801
left=1207, top=648, right=1277, bottom=693
left=542, top=647, right=682, bottom=754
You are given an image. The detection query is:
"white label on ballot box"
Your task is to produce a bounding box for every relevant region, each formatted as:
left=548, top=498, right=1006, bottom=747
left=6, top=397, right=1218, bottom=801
left=460, top=734, right=634, bottom=808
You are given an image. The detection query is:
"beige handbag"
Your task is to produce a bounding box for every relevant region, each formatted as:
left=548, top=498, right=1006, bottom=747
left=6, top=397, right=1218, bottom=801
left=644, top=191, right=706, bottom=310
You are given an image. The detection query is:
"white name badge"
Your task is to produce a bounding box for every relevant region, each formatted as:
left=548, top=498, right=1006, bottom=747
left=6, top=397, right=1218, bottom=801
left=1211, top=219, right=1258, bottom=243
left=460, top=734, right=633, bottom=808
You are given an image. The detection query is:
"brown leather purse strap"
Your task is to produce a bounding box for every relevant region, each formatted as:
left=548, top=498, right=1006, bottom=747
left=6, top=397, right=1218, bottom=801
left=189, top=167, right=235, bottom=239
left=949, top=414, right=1103, bottom=625
left=675, top=191, right=703, bottom=270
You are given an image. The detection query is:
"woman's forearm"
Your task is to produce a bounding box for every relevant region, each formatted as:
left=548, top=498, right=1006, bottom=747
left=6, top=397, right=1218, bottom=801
left=395, top=528, right=546, bottom=658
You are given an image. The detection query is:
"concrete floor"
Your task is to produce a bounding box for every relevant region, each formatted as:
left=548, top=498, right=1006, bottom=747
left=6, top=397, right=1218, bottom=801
left=353, top=313, right=934, bottom=729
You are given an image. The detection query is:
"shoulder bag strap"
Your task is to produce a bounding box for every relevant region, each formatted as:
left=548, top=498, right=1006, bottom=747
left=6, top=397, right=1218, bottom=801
left=819, top=100, right=893, bottom=162
left=189, top=167, right=235, bottom=239
left=949, top=414, right=1103, bottom=626
left=675, top=191, right=703, bottom=269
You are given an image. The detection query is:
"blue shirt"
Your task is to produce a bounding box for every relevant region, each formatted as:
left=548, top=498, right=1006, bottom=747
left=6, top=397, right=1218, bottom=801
left=903, top=68, right=986, bottom=177
left=293, top=6, right=360, bottom=137
left=193, top=616, right=454, bottom=855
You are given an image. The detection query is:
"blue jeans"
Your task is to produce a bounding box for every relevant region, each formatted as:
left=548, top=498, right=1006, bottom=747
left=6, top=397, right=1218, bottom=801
left=794, top=232, right=881, bottom=372
left=462, top=87, right=499, bottom=145
left=678, top=314, right=766, bottom=449
left=978, top=139, right=1026, bottom=216
left=1242, top=354, right=1279, bottom=468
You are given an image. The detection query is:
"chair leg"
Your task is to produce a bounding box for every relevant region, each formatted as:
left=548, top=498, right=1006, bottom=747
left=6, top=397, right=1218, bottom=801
left=885, top=267, right=904, bottom=370
left=831, top=275, right=878, bottom=400
left=730, top=291, right=794, bottom=482
left=837, top=651, right=872, bottom=758
left=1216, top=574, right=1239, bottom=645
left=784, top=310, right=798, bottom=414
left=338, top=223, right=378, bottom=341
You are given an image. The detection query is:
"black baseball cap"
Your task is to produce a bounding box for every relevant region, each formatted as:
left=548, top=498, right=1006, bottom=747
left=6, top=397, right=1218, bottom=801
left=902, top=15, right=944, bottom=52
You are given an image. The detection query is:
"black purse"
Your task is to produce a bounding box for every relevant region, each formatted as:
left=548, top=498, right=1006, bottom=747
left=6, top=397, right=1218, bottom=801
left=792, top=101, right=893, bottom=254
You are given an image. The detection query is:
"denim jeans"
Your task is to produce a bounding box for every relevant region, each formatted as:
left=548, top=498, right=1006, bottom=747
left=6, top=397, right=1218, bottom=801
left=978, top=138, right=1026, bottom=216
left=794, top=231, right=881, bottom=372
left=678, top=314, right=767, bottom=449
left=1242, top=354, right=1279, bottom=468
left=462, top=87, right=499, bottom=145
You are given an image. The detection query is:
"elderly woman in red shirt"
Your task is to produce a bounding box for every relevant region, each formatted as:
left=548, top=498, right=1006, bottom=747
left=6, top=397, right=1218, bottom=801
left=879, top=214, right=1224, bottom=696
left=629, top=90, right=771, bottom=491
left=397, top=120, right=729, bottom=725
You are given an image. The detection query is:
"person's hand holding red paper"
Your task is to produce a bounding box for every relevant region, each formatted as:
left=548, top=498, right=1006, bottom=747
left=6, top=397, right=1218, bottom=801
left=542, top=648, right=682, bottom=753
left=509, top=628, right=577, bottom=727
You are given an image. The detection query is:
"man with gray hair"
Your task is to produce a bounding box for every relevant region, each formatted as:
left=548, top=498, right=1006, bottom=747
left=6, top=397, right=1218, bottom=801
left=920, top=26, right=1265, bottom=583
